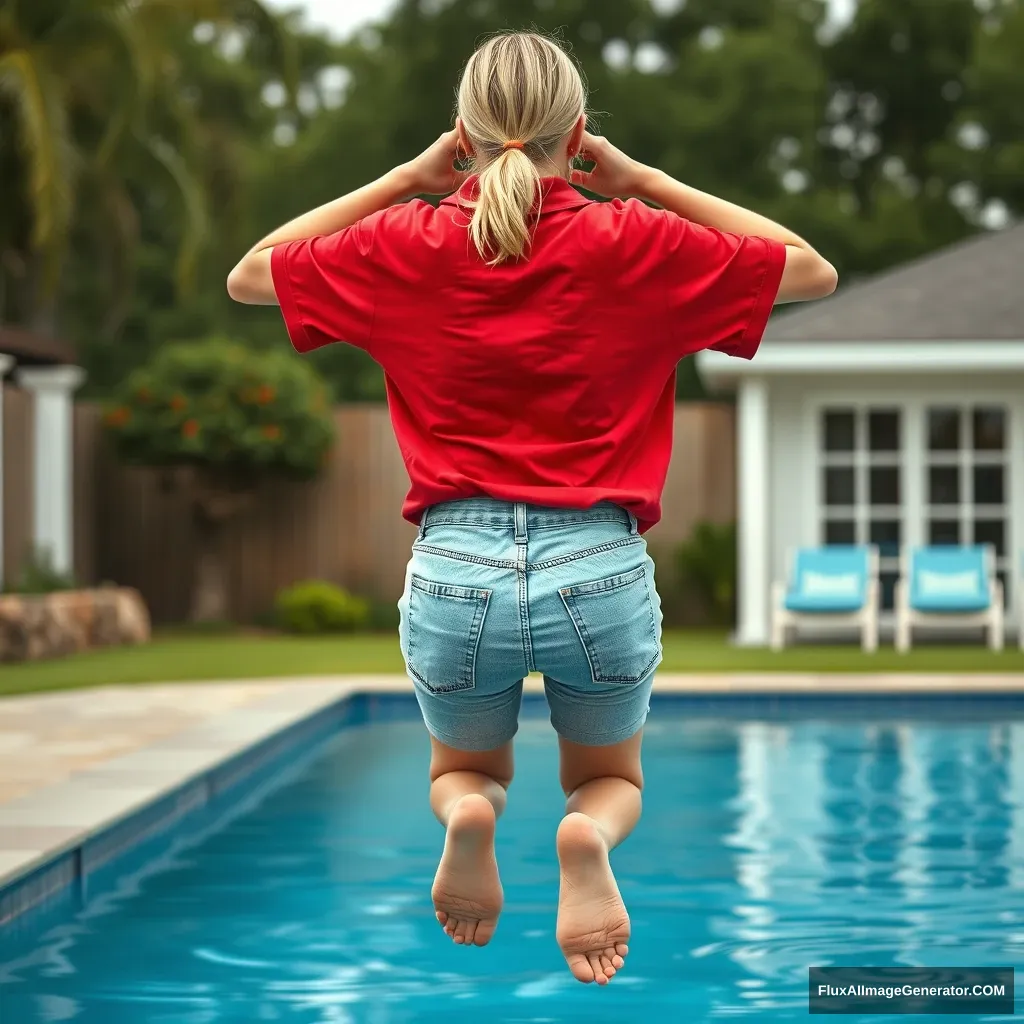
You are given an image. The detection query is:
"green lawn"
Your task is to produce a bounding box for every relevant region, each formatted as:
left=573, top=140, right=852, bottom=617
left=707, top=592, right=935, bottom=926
left=2, top=630, right=1024, bottom=697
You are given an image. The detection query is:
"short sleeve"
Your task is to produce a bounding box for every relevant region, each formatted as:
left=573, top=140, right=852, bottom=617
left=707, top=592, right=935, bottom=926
left=271, top=209, right=385, bottom=355
left=663, top=214, right=786, bottom=360
left=613, top=203, right=786, bottom=361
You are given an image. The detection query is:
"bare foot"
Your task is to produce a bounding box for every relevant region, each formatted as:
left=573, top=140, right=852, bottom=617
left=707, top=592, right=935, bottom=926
left=555, top=812, right=630, bottom=985
left=431, top=794, right=503, bottom=947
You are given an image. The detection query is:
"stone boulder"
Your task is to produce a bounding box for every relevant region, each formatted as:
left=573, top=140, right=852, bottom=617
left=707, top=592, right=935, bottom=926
left=0, top=587, right=151, bottom=664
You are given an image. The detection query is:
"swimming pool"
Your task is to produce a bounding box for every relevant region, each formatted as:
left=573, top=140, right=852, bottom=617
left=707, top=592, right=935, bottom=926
left=1, top=695, right=1022, bottom=1022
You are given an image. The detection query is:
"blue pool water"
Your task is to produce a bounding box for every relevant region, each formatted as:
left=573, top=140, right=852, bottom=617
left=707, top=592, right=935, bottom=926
left=2, top=702, right=1024, bottom=1022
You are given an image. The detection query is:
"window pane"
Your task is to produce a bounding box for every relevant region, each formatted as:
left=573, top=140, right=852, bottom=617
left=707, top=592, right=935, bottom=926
left=973, top=465, right=1005, bottom=505
left=929, top=519, right=961, bottom=545
left=880, top=571, right=898, bottom=612
left=999, top=571, right=1011, bottom=609
left=824, top=467, right=856, bottom=506
left=973, top=519, right=1006, bottom=557
left=824, top=520, right=856, bottom=545
left=972, top=407, right=1006, bottom=451
left=869, top=467, right=900, bottom=505
left=823, top=410, right=856, bottom=452
left=928, top=408, right=961, bottom=451
left=870, top=520, right=901, bottom=559
left=928, top=466, right=960, bottom=505
left=868, top=410, right=900, bottom=452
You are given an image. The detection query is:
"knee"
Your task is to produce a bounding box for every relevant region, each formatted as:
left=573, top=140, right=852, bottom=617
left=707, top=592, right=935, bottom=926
left=429, top=746, right=514, bottom=789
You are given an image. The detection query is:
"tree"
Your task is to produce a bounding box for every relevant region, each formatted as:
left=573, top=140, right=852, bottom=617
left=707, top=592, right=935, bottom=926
left=0, top=0, right=294, bottom=332
left=104, top=338, right=335, bottom=622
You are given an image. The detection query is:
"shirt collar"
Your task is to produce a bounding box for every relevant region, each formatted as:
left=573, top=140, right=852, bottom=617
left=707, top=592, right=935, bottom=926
left=439, top=175, right=592, bottom=214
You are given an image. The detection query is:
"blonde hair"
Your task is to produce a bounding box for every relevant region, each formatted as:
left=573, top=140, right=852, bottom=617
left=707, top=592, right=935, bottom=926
left=456, top=32, right=587, bottom=264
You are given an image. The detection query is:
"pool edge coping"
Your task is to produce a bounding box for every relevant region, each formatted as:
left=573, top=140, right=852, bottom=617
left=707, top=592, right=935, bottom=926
left=0, top=679, right=363, bottom=924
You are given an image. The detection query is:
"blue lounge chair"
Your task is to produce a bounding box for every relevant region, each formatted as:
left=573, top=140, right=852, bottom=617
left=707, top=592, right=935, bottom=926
left=771, top=546, right=879, bottom=652
left=895, top=545, right=1003, bottom=652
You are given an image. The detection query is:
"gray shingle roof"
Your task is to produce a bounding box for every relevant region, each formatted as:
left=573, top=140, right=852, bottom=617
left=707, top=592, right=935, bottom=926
left=765, top=222, right=1024, bottom=341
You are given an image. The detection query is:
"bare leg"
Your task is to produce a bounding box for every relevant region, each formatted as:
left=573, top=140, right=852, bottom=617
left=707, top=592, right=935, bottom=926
left=428, top=736, right=512, bottom=947
left=556, top=731, right=644, bottom=985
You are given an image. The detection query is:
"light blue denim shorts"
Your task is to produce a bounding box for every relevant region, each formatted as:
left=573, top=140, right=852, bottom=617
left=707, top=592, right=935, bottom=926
left=398, top=499, right=663, bottom=751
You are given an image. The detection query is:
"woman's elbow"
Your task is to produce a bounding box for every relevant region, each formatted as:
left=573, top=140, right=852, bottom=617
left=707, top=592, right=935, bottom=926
left=778, top=248, right=839, bottom=303
left=225, top=263, right=248, bottom=302
left=226, top=250, right=276, bottom=305
left=816, top=258, right=839, bottom=298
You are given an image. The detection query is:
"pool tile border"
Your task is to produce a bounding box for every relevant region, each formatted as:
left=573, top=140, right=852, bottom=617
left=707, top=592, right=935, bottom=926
left=0, top=680, right=359, bottom=928
left=4, top=671, right=1024, bottom=933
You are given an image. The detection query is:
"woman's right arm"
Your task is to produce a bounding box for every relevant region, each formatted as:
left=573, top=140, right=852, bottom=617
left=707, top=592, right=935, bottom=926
left=573, top=133, right=838, bottom=303
left=636, top=169, right=837, bottom=303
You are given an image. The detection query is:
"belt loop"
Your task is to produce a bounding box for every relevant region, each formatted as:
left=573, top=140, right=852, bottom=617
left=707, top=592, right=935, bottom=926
left=417, top=507, right=430, bottom=542
left=514, top=502, right=528, bottom=544
left=628, top=510, right=639, bottom=536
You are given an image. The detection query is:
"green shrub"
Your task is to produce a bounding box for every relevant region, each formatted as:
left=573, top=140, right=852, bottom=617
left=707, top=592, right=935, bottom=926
left=366, top=598, right=400, bottom=632
left=6, top=546, right=76, bottom=595
left=275, top=580, right=370, bottom=634
left=676, top=520, right=737, bottom=626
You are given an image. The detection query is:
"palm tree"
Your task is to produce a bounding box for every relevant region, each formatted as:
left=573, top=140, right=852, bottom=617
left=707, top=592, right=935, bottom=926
left=0, top=0, right=294, bottom=328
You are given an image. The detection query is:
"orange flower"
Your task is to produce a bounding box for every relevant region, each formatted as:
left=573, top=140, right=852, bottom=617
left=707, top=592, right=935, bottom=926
left=104, top=407, right=131, bottom=428
left=182, top=419, right=200, bottom=439
left=261, top=424, right=281, bottom=441
left=170, top=394, right=188, bottom=412
left=256, top=384, right=275, bottom=405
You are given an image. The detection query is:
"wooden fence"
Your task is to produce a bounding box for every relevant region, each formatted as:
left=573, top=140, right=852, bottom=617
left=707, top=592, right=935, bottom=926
left=3, top=400, right=734, bottom=623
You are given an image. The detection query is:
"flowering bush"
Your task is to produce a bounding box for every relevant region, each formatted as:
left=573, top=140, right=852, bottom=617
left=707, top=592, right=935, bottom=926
left=103, top=338, right=335, bottom=622
left=104, top=338, right=334, bottom=478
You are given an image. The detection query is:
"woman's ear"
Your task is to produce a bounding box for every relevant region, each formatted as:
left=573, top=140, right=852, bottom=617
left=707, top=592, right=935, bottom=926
left=455, top=118, right=474, bottom=158
left=567, top=113, right=586, bottom=160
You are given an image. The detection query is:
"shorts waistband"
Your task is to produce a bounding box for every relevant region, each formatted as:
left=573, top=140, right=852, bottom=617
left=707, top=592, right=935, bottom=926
left=419, top=499, right=637, bottom=535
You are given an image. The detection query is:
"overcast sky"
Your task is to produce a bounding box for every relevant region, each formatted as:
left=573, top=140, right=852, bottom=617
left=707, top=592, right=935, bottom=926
left=268, top=0, right=858, bottom=40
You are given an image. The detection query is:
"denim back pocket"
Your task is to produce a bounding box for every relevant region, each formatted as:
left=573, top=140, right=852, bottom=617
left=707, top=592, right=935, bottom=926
left=405, top=575, right=492, bottom=694
left=559, top=565, right=662, bottom=685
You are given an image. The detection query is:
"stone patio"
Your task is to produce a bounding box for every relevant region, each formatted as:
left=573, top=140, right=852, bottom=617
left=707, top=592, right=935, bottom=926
left=4, top=672, right=1024, bottom=892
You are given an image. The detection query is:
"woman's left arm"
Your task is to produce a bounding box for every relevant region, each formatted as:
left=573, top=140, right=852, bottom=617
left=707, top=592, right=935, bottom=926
left=227, top=130, right=466, bottom=305
left=226, top=167, right=416, bottom=305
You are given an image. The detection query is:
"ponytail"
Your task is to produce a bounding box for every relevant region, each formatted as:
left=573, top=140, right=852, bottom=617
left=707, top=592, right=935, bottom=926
left=468, top=147, right=543, bottom=265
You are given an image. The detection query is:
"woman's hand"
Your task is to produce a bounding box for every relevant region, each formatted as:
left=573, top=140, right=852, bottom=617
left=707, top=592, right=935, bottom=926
left=571, top=132, right=651, bottom=199
left=402, top=129, right=470, bottom=196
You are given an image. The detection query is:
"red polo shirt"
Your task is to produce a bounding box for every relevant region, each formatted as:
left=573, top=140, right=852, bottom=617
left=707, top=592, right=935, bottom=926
left=271, top=177, right=785, bottom=533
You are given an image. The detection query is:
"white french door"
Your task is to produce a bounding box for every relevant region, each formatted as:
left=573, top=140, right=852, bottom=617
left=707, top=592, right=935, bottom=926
left=809, top=393, right=1018, bottom=616
left=816, top=406, right=904, bottom=610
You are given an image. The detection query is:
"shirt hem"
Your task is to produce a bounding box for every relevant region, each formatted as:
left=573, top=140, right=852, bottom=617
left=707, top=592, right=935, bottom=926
left=737, top=237, right=788, bottom=360
left=271, top=243, right=315, bottom=354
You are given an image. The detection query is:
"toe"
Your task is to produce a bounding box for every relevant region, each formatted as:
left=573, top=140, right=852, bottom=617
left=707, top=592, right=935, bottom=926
left=463, top=920, right=479, bottom=946
left=567, top=953, right=596, bottom=984
left=454, top=919, right=471, bottom=944
left=587, top=952, right=608, bottom=985
left=436, top=911, right=448, bottom=927
left=599, top=952, right=615, bottom=977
